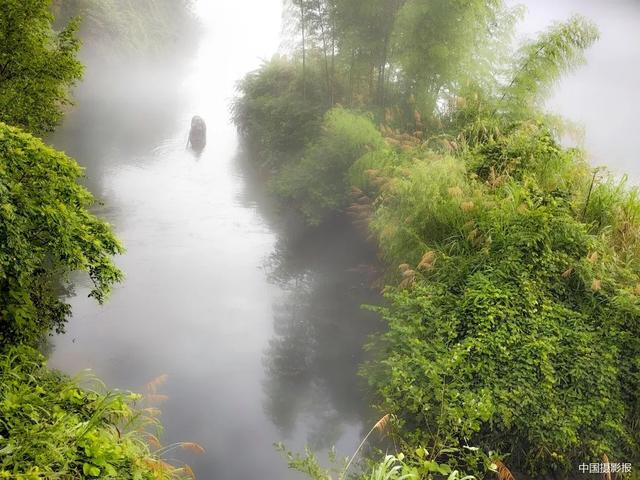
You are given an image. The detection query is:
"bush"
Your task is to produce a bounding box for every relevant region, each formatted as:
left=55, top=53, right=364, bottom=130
left=362, top=124, right=640, bottom=476
left=232, top=56, right=328, bottom=169
left=362, top=152, right=480, bottom=265
left=0, top=123, right=123, bottom=347
left=0, top=346, right=192, bottom=479
left=0, top=1, right=83, bottom=134
left=274, top=108, right=384, bottom=224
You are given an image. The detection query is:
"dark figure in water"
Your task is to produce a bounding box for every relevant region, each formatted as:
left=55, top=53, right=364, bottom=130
left=188, top=115, right=206, bottom=151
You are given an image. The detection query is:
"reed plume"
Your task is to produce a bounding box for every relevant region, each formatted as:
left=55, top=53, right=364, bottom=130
left=602, top=454, right=611, bottom=480
left=418, top=251, right=436, bottom=270
left=495, top=460, right=516, bottom=480
left=145, top=374, right=168, bottom=394
left=342, top=414, right=392, bottom=478
left=180, top=442, right=206, bottom=454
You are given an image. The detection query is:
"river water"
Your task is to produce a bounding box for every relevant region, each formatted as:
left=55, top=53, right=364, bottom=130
left=47, top=2, right=380, bottom=479
left=45, top=1, right=640, bottom=479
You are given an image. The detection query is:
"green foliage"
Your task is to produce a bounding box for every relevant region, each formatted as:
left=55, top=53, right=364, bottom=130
left=392, top=0, right=508, bottom=114
left=235, top=6, right=599, bottom=225
left=500, top=15, right=599, bottom=119
left=0, top=0, right=83, bottom=134
left=274, top=108, right=383, bottom=224
left=50, top=0, right=197, bottom=58
left=277, top=445, right=486, bottom=480
left=0, top=345, right=191, bottom=479
left=360, top=152, right=477, bottom=264
left=364, top=452, right=483, bottom=480
left=276, top=444, right=344, bottom=480
left=0, top=123, right=123, bottom=347
left=362, top=123, right=640, bottom=476
left=232, top=56, right=328, bottom=169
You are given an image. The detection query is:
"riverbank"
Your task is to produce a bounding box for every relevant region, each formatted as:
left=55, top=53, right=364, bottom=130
left=231, top=4, right=640, bottom=477
left=0, top=2, right=205, bottom=478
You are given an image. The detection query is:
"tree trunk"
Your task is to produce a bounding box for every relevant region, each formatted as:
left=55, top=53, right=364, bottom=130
left=300, top=1, right=306, bottom=100
left=348, top=48, right=355, bottom=106
left=330, top=11, right=336, bottom=106
left=316, top=0, right=331, bottom=105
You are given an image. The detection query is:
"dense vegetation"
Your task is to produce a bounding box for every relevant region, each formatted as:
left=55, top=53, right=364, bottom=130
left=0, top=123, right=123, bottom=347
left=0, top=346, right=197, bottom=479
left=234, top=1, right=639, bottom=478
left=50, top=0, right=198, bottom=59
left=0, top=0, right=83, bottom=134
left=0, top=2, right=197, bottom=478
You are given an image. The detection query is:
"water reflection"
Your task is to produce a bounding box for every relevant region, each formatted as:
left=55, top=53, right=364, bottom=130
left=262, top=226, right=382, bottom=448
left=233, top=145, right=383, bottom=450
left=46, top=0, right=383, bottom=475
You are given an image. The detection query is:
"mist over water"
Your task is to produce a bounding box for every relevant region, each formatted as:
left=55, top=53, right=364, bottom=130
left=514, top=0, right=640, bottom=180
left=48, top=1, right=378, bottom=479
left=44, top=1, right=640, bottom=479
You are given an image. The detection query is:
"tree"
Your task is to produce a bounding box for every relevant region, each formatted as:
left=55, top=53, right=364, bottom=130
left=333, top=0, right=405, bottom=108
left=500, top=15, right=599, bottom=119
left=50, top=0, right=198, bottom=59
left=392, top=0, right=507, bottom=116
left=0, top=0, right=83, bottom=134
left=0, top=123, right=123, bottom=347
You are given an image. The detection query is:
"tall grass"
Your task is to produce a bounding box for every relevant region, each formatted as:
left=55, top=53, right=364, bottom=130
left=0, top=346, right=199, bottom=479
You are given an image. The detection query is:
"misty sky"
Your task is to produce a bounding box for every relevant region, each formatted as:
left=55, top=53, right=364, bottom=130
left=512, top=0, right=640, bottom=180
left=189, top=0, right=639, bottom=180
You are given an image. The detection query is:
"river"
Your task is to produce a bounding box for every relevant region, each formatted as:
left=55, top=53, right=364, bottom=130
left=45, top=1, right=640, bottom=479
left=47, top=2, right=380, bottom=479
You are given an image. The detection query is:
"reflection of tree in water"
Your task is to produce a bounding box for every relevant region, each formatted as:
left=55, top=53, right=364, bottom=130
left=262, top=217, right=382, bottom=450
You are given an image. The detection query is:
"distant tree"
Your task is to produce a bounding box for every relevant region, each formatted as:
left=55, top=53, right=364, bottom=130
left=334, top=0, right=404, bottom=107
left=0, top=0, right=83, bottom=134
left=392, top=0, right=507, bottom=115
left=0, top=123, right=123, bottom=347
left=50, top=0, right=198, bottom=59
left=500, top=15, right=599, bottom=119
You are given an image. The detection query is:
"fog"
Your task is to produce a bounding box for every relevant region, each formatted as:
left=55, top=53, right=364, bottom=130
left=49, top=2, right=379, bottom=479
left=514, top=0, right=640, bottom=181
left=44, top=1, right=640, bottom=479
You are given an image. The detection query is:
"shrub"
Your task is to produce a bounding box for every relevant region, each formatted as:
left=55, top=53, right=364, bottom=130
left=0, top=123, right=123, bottom=347
left=0, top=346, right=193, bottom=479
left=366, top=153, right=480, bottom=265
left=0, top=1, right=83, bottom=134
left=274, top=108, right=384, bottom=224
left=362, top=125, right=640, bottom=476
left=232, top=56, right=328, bottom=169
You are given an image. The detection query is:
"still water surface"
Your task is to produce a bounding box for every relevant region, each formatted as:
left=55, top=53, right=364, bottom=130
left=45, top=1, right=640, bottom=479
left=48, top=2, right=379, bottom=479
